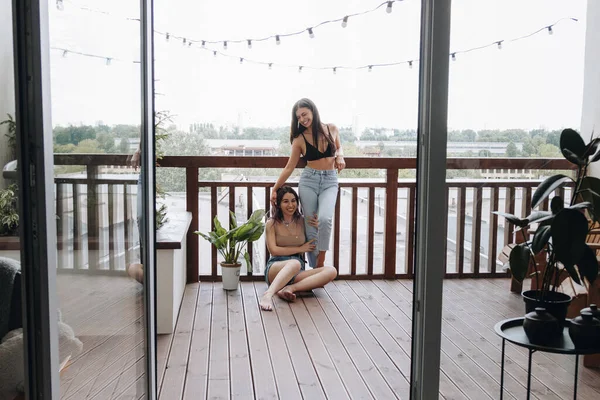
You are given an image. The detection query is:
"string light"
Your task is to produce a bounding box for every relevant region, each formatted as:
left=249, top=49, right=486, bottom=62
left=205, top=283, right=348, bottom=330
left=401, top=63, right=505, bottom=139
left=247, top=40, right=252, bottom=49
left=201, top=40, right=206, bottom=48
left=165, top=33, right=170, bottom=41
left=56, top=0, right=64, bottom=11
left=308, top=28, right=315, bottom=38
left=106, top=58, right=112, bottom=66
left=50, top=18, right=580, bottom=73
left=275, top=35, right=281, bottom=45
left=240, top=57, right=244, bottom=64
left=299, top=66, right=303, bottom=73
left=188, top=41, right=192, bottom=47
left=182, top=38, right=187, bottom=46
left=75, top=1, right=403, bottom=49
left=547, top=26, right=553, bottom=35
left=223, top=41, right=228, bottom=50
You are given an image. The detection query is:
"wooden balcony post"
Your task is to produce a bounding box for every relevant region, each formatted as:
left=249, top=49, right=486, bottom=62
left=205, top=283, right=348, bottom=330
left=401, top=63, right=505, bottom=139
left=186, top=167, right=199, bottom=282
left=87, top=165, right=100, bottom=270
left=384, top=168, right=399, bottom=279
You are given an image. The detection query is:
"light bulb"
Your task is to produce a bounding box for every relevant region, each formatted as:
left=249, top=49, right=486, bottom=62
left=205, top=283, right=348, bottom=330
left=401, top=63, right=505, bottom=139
left=368, top=65, right=372, bottom=72
left=213, top=51, right=217, bottom=57
left=106, top=58, right=112, bottom=66
left=223, top=41, right=227, bottom=50
left=56, top=0, right=64, bottom=11
left=386, top=1, right=393, bottom=13
left=408, top=60, right=413, bottom=68
left=342, top=16, right=348, bottom=28
left=62, top=50, right=68, bottom=58
left=240, top=57, right=244, bottom=64
left=201, top=41, right=206, bottom=48
left=183, top=38, right=187, bottom=45
left=548, top=26, right=553, bottom=35
left=188, top=41, right=192, bottom=47
left=247, top=40, right=252, bottom=49
left=165, top=33, right=170, bottom=41
left=451, top=53, right=456, bottom=61
left=333, top=67, right=337, bottom=75
left=299, top=66, right=303, bottom=73
left=268, top=63, right=273, bottom=70
left=276, top=35, right=281, bottom=45
left=308, top=28, right=314, bottom=38
left=497, top=41, right=502, bottom=50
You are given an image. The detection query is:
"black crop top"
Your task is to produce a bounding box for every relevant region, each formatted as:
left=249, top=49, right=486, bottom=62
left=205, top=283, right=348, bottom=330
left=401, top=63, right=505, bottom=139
left=301, top=125, right=335, bottom=161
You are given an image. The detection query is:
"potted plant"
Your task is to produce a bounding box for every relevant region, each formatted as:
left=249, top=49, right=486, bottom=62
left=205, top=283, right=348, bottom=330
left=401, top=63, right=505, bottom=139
left=496, top=128, right=599, bottom=325
left=196, top=209, right=265, bottom=290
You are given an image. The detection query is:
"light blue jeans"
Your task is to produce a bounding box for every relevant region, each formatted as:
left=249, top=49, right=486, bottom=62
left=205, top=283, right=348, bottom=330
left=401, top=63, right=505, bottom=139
left=298, top=167, right=339, bottom=268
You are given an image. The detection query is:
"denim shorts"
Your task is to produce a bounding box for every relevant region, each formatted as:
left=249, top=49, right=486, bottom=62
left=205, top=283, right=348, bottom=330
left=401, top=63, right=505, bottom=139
left=264, top=255, right=305, bottom=285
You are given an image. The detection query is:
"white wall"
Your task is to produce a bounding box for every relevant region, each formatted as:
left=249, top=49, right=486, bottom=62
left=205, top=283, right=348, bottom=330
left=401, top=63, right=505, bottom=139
left=0, top=0, right=15, bottom=190
left=582, top=1, right=600, bottom=177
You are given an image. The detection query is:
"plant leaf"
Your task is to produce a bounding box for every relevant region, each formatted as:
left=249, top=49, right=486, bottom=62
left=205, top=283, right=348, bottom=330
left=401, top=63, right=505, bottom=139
left=561, top=262, right=582, bottom=285
left=229, top=210, right=238, bottom=229
left=531, top=225, right=551, bottom=254
left=531, top=175, right=573, bottom=210
left=567, top=201, right=592, bottom=211
left=560, top=128, right=586, bottom=159
left=551, top=208, right=589, bottom=268
left=493, top=211, right=528, bottom=227
left=243, top=251, right=252, bottom=274
left=508, top=243, right=531, bottom=283
left=550, top=196, right=564, bottom=214
left=580, top=176, right=600, bottom=224
left=584, top=138, right=600, bottom=158
left=524, top=210, right=552, bottom=224
left=562, top=148, right=584, bottom=166
left=576, top=245, right=598, bottom=285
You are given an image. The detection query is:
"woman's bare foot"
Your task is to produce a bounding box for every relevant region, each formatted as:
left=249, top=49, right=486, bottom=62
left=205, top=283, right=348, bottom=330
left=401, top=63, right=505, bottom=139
left=277, top=286, right=296, bottom=302
left=259, top=293, right=274, bottom=311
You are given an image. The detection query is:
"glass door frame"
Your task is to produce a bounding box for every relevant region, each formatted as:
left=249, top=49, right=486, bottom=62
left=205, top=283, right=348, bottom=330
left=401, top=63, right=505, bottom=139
left=410, top=0, right=452, bottom=399
left=12, top=0, right=158, bottom=397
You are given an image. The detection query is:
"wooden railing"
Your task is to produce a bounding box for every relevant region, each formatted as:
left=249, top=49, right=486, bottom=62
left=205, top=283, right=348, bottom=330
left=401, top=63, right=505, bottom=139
left=52, top=154, right=574, bottom=280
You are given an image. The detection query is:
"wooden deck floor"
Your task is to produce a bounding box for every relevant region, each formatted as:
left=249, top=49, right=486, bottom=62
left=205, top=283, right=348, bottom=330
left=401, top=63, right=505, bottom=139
left=157, top=279, right=600, bottom=400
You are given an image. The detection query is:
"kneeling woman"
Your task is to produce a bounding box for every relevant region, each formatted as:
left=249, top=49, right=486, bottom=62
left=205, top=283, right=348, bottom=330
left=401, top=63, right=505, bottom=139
left=260, top=186, right=337, bottom=311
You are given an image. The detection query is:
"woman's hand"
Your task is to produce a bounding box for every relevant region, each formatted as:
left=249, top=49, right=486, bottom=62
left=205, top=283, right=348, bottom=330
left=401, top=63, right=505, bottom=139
left=335, top=156, right=346, bottom=173
left=307, top=213, right=319, bottom=228
left=270, top=189, right=278, bottom=206
left=301, top=239, right=317, bottom=253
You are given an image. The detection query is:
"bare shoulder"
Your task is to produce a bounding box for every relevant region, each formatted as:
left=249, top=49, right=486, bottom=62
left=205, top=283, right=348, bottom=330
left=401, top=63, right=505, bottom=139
left=266, top=219, right=276, bottom=229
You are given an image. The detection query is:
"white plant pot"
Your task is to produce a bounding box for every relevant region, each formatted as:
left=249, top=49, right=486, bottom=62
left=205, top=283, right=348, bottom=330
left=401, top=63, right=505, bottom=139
left=221, top=262, right=241, bottom=290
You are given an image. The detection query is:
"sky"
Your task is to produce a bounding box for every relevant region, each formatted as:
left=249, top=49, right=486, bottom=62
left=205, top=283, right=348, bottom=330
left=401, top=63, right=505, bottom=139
left=48, top=0, right=589, bottom=132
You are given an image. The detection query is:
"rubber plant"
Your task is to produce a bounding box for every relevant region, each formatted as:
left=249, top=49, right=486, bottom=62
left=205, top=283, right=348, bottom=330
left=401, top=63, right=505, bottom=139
left=495, top=128, right=599, bottom=299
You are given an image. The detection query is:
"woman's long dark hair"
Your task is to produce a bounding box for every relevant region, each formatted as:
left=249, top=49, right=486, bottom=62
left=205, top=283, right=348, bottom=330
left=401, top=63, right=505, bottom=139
left=290, top=98, right=336, bottom=153
left=270, top=186, right=303, bottom=223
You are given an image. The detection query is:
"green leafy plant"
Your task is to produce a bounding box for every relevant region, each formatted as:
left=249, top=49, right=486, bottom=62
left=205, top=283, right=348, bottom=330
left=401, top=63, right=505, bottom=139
left=0, top=184, right=19, bottom=236
left=196, top=209, right=266, bottom=270
left=496, top=129, right=599, bottom=298
left=0, top=114, right=17, bottom=159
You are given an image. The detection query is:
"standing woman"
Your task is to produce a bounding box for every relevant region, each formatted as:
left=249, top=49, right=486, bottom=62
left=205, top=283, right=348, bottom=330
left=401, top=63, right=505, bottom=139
left=271, top=98, right=346, bottom=268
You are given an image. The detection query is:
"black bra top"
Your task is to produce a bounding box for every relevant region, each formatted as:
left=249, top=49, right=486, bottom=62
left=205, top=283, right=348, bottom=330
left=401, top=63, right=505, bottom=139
left=301, top=125, right=334, bottom=161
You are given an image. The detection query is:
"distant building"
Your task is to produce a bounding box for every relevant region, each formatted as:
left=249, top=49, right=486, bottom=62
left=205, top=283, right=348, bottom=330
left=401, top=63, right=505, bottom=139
left=205, top=139, right=278, bottom=156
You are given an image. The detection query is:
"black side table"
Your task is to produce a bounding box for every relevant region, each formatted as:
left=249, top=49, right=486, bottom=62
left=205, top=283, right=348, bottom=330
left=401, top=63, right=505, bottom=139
left=494, top=317, right=600, bottom=400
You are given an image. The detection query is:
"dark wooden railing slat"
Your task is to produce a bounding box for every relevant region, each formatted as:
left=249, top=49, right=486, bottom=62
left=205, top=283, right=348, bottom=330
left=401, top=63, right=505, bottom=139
left=504, top=187, right=516, bottom=246
left=367, top=187, right=375, bottom=277
left=210, top=185, right=218, bottom=278
left=123, top=184, right=131, bottom=266
left=384, top=169, right=398, bottom=279
left=108, top=184, right=116, bottom=271
left=247, top=187, right=253, bottom=276
left=456, top=187, right=466, bottom=276
left=351, top=187, right=358, bottom=276
left=187, top=168, right=199, bottom=282
left=333, top=189, right=341, bottom=273
left=488, top=187, right=499, bottom=274
left=471, top=187, right=483, bottom=276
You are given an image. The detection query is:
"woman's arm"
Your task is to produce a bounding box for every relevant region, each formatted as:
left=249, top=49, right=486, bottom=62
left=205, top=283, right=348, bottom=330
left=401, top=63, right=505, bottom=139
left=271, top=139, right=303, bottom=204
left=265, top=220, right=314, bottom=256
left=331, top=124, right=346, bottom=172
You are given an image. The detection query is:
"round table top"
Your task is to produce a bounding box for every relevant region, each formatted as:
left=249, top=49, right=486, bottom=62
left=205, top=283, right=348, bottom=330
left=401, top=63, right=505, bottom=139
left=494, top=317, right=600, bottom=355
